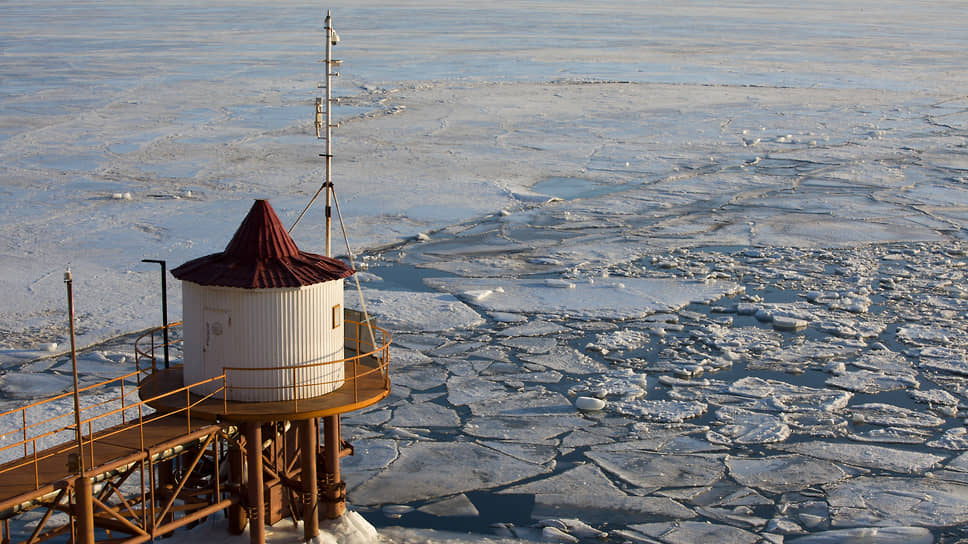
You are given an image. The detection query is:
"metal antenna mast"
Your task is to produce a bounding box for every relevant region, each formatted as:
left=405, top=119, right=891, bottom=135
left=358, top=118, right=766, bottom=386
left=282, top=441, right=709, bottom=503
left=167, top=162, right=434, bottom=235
left=317, top=11, right=347, bottom=521
left=294, top=11, right=340, bottom=244
left=318, top=11, right=339, bottom=257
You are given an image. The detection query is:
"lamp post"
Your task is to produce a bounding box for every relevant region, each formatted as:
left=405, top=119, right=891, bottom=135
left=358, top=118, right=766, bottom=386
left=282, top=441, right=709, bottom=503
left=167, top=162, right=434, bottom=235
left=142, top=259, right=170, bottom=369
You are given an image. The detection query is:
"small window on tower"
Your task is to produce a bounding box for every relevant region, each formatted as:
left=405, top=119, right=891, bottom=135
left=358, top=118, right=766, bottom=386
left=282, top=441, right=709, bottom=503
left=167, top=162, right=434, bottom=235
left=332, top=304, right=341, bottom=329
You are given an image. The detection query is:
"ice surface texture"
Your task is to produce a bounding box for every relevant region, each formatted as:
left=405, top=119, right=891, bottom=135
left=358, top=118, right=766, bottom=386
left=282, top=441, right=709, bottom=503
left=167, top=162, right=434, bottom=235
left=5, top=1, right=968, bottom=543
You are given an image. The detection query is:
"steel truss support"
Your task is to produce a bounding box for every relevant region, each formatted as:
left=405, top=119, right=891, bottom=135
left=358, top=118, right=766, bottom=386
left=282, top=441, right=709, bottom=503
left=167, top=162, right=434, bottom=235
left=5, top=426, right=233, bottom=544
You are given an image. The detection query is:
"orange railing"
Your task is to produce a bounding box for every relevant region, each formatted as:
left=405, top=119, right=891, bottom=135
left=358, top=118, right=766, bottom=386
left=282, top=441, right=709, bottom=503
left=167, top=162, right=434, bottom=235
left=0, top=317, right=390, bottom=495
left=0, top=366, right=226, bottom=492
left=135, top=319, right=390, bottom=413
left=221, top=319, right=391, bottom=410
left=133, top=321, right=184, bottom=378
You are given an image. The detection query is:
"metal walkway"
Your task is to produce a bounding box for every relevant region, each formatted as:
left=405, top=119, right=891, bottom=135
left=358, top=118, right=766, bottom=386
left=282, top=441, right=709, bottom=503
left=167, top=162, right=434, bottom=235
left=0, top=369, right=234, bottom=544
left=0, top=316, right=390, bottom=544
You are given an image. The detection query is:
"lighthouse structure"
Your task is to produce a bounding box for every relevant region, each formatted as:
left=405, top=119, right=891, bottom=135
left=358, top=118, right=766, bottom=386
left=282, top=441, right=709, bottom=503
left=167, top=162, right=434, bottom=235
left=171, top=199, right=353, bottom=403
left=140, top=13, right=390, bottom=544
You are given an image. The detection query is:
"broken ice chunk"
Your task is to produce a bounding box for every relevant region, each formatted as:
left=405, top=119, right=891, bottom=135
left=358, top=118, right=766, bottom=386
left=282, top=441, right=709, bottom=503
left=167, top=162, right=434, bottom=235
left=354, top=289, right=484, bottom=332
left=496, top=320, right=574, bottom=337
left=610, top=399, right=708, bottom=422
left=773, top=315, right=809, bottom=332
left=586, top=449, right=724, bottom=489
left=622, top=521, right=758, bottom=544
left=785, top=526, right=933, bottom=544
left=520, top=347, right=609, bottom=375
left=707, top=406, right=791, bottom=445
left=447, top=376, right=508, bottom=406
left=587, top=328, right=652, bottom=353
left=825, top=369, right=918, bottom=394
left=847, top=427, right=930, bottom=445
left=849, top=402, right=945, bottom=428
left=898, top=324, right=968, bottom=347
left=728, top=376, right=852, bottom=413
left=568, top=368, right=648, bottom=399
left=501, top=463, right=695, bottom=524
left=463, top=414, right=591, bottom=442
left=540, top=526, right=578, bottom=543
left=575, top=397, right=606, bottom=411
left=927, top=427, right=968, bottom=450
left=340, top=438, right=398, bottom=473
left=726, top=455, right=849, bottom=494
left=826, top=476, right=968, bottom=528
left=480, top=440, right=558, bottom=466
left=425, top=276, right=740, bottom=320
left=389, top=401, right=460, bottom=428
left=350, top=442, right=551, bottom=505
left=774, top=441, right=945, bottom=473
left=909, top=388, right=960, bottom=407
left=417, top=494, right=480, bottom=518
left=381, top=504, right=414, bottom=518
left=462, top=288, right=497, bottom=302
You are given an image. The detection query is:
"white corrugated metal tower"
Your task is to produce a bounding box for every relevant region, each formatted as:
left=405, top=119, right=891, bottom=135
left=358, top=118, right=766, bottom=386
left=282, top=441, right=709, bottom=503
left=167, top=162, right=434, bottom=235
left=171, top=199, right=355, bottom=402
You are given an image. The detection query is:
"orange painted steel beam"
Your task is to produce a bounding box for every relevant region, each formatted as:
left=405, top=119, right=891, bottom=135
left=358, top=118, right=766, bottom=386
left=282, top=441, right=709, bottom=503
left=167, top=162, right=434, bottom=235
left=244, top=424, right=265, bottom=544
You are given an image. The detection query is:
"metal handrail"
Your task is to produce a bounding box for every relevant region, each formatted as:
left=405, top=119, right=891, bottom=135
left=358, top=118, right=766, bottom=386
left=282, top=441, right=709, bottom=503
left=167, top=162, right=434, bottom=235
left=134, top=321, right=183, bottom=378
left=0, top=367, right=227, bottom=491
left=219, top=321, right=390, bottom=404
left=135, top=319, right=390, bottom=404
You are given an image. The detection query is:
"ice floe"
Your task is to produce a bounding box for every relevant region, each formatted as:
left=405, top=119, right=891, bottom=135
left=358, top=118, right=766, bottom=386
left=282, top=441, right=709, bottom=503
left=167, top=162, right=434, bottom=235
left=500, top=463, right=695, bottom=524
left=350, top=442, right=551, bottom=505
left=774, top=442, right=946, bottom=474
left=8, top=3, right=968, bottom=542
left=726, top=455, right=851, bottom=495
left=426, top=277, right=742, bottom=321
left=586, top=450, right=724, bottom=491
left=619, top=520, right=759, bottom=544
left=825, top=476, right=968, bottom=527
left=707, top=406, right=791, bottom=445
left=351, top=289, right=485, bottom=332
left=786, top=526, right=933, bottom=544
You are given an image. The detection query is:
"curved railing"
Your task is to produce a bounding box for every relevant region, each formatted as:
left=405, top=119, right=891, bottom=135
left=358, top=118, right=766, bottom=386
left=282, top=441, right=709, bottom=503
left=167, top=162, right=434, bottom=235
left=134, top=319, right=391, bottom=413
left=221, top=320, right=391, bottom=406
left=134, top=321, right=184, bottom=378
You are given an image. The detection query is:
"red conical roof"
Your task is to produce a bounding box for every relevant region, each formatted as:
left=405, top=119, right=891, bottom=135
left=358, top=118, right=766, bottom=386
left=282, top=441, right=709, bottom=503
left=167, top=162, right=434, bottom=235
left=171, top=200, right=354, bottom=289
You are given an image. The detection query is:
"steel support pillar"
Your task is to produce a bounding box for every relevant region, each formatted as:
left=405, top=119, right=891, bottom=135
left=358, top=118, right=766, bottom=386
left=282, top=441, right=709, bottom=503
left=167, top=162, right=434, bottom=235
left=227, top=440, right=247, bottom=535
left=75, top=476, right=94, bottom=544
left=245, top=424, right=265, bottom=544
left=300, top=419, right=319, bottom=539
left=321, top=415, right=344, bottom=519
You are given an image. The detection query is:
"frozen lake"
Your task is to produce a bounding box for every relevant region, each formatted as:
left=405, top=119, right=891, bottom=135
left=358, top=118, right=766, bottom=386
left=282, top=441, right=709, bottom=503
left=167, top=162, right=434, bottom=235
left=3, top=1, right=968, bottom=542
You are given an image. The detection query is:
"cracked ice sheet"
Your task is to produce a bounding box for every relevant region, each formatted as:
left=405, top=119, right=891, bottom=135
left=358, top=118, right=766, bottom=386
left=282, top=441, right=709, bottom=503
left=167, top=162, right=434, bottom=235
left=349, top=442, right=551, bottom=506
left=463, top=415, right=593, bottom=443
left=725, top=455, right=854, bottom=495
left=786, top=527, right=933, bottom=544
left=707, top=406, right=790, bottom=445
left=622, top=521, right=758, bottom=544
left=499, top=463, right=695, bottom=524
left=825, top=369, right=919, bottom=394
left=848, top=403, right=945, bottom=428
left=825, top=476, right=968, bottom=528
left=349, top=289, right=484, bottom=332
left=726, top=377, right=852, bottom=413
left=586, top=450, right=724, bottom=491
left=425, top=277, right=742, bottom=321
left=773, top=442, right=946, bottom=474
left=388, top=402, right=460, bottom=428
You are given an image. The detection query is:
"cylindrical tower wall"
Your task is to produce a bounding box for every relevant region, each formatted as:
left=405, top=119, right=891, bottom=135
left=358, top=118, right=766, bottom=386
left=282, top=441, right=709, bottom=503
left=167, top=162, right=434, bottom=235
left=181, top=280, right=345, bottom=401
